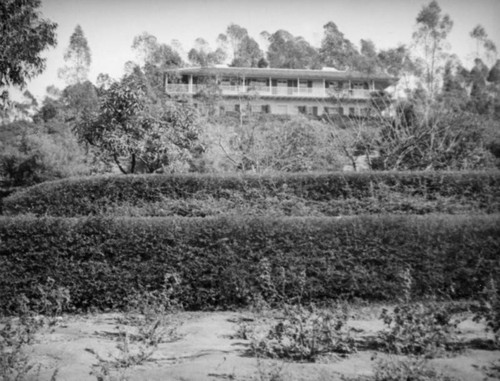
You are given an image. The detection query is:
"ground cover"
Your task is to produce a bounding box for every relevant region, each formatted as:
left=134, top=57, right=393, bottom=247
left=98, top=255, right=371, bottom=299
left=2, top=304, right=499, bottom=381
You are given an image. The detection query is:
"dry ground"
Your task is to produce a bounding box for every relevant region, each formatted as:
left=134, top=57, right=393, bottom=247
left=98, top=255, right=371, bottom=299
left=13, top=309, right=500, bottom=381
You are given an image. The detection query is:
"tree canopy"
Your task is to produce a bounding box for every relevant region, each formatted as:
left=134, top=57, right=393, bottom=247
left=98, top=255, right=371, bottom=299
left=0, top=0, right=57, bottom=88
left=58, top=25, right=92, bottom=85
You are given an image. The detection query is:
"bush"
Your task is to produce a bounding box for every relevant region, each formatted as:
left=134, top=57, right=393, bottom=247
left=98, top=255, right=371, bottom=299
left=4, top=171, right=500, bottom=216
left=1, top=214, right=498, bottom=314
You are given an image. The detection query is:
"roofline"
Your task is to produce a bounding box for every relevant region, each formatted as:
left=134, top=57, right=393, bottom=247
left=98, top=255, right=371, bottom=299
left=165, top=66, right=398, bottom=82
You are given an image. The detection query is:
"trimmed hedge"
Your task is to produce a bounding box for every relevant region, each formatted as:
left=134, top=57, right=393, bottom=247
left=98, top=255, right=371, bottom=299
left=3, top=171, right=500, bottom=217
left=1, top=215, right=499, bottom=314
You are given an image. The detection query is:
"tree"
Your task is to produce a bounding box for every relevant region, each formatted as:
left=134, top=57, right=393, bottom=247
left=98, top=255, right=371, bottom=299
left=319, top=22, right=359, bottom=70
left=132, top=32, right=183, bottom=98
left=74, top=77, right=201, bottom=174
left=378, top=45, right=420, bottom=95
left=58, top=25, right=92, bottom=85
left=470, top=24, right=497, bottom=64
left=222, top=24, right=263, bottom=67
left=266, top=30, right=319, bottom=69
left=0, top=0, right=57, bottom=88
left=412, top=1, right=453, bottom=102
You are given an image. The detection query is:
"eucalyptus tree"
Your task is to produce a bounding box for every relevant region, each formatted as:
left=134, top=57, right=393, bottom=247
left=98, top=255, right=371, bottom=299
left=412, top=0, right=453, bottom=102
left=0, top=0, right=57, bottom=89
left=58, top=25, right=92, bottom=85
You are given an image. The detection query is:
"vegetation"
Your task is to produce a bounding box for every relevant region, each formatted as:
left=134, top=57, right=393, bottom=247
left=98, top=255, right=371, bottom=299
left=4, top=171, right=499, bottom=216
left=1, top=214, right=498, bottom=314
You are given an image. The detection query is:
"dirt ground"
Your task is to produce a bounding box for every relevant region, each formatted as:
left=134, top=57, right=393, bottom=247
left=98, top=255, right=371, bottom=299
left=19, top=309, right=500, bottom=381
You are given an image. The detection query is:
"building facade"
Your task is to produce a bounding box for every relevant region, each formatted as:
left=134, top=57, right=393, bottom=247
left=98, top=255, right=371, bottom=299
left=165, top=66, right=397, bottom=117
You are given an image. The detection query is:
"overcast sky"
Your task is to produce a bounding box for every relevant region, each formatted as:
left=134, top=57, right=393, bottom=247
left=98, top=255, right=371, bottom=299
left=23, top=0, right=500, bottom=100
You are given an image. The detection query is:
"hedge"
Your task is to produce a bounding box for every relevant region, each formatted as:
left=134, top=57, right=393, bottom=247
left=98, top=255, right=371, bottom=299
left=3, top=171, right=500, bottom=217
left=1, top=214, right=499, bottom=314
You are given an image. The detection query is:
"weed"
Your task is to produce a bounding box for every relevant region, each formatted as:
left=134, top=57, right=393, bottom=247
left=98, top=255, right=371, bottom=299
left=87, top=274, right=181, bottom=380
left=378, top=302, right=461, bottom=358
left=370, top=356, right=460, bottom=381
left=473, top=274, right=500, bottom=345
left=341, top=356, right=460, bottom=381
left=87, top=328, right=156, bottom=381
left=250, top=304, right=356, bottom=362
left=0, top=278, right=68, bottom=381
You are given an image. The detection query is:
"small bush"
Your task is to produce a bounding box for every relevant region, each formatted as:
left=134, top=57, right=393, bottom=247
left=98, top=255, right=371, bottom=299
left=378, top=303, right=461, bottom=357
left=250, top=304, right=356, bottom=362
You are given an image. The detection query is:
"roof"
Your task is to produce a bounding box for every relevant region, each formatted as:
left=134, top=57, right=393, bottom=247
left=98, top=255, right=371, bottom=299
left=165, top=66, right=397, bottom=83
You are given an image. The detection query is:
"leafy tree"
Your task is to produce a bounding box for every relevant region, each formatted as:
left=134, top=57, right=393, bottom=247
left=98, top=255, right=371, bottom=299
left=378, top=45, right=420, bottom=94
left=266, top=30, right=319, bottom=69
left=439, top=55, right=469, bottom=110
left=58, top=25, right=92, bottom=85
left=412, top=0, right=453, bottom=101
left=0, top=0, right=57, bottom=88
left=187, top=37, right=226, bottom=67
left=319, top=22, right=360, bottom=70
left=470, top=24, right=498, bottom=64
left=222, top=24, right=263, bottom=67
left=0, top=120, right=94, bottom=187
left=75, top=77, right=201, bottom=174
left=132, top=32, right=183, bottom=98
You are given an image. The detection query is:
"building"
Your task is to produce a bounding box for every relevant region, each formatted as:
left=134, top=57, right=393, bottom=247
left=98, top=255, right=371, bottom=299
left=165, top=66, right=397, bottom=117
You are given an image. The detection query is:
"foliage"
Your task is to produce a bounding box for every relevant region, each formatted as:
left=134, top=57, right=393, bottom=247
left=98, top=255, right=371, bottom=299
left=412, top=0, right=453, bottom=101
left=378, top=302, right=461, bottom=357
left=58, top=25, right=92, bottom=85
left=369, top=357, right=459, bottom=381
left=372, top=102, right=495, bottom=170
left=0, top=120, right=95, bottom=187
left=319, top=22, right=360, bottom=70
left=250, top=304, right=355, bottom=361
left=1, top=214, right=499, bottom=313
left=266, top=30, right=320, bottom=69
left=473, top=274, right=500, bottom=344
left=0, top=0, right=57, bottom=88
left=4, top=170, right=500, bottom=217
left=209, top=116, right=342, bottom=172
left=74, top=77, right=201, bottom=174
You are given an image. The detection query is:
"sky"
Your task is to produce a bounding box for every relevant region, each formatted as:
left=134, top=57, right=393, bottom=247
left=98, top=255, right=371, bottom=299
left=20, top=0, right=500, bottom=101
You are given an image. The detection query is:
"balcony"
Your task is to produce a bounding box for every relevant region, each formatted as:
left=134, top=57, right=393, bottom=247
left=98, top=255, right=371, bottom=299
left=166, top=84, right=372, bottom=99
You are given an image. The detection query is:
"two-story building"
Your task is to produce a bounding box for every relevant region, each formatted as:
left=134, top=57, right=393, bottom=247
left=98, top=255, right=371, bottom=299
left=165, top=66, right=397, bottom=117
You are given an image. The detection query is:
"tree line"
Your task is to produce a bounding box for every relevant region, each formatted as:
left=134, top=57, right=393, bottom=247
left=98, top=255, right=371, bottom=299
left=1, top=0, right=499, bottom=186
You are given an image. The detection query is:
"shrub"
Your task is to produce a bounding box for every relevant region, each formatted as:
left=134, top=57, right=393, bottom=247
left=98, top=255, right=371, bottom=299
left=1, top=214, right=498, bottom=313
left=3, top=171, right=500, bottom=216
left=378, top=303, right=461, bottom=357
left=250, top=304, right=356, bottom=361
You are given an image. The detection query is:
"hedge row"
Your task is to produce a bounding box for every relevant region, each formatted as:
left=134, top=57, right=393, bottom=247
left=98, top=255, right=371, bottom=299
left=1, top=215, right=499, bottom=314
left=3, top=171, right=500, bottom=217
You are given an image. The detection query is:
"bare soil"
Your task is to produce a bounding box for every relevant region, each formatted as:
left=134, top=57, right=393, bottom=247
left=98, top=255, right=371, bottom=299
left=22, top=310, right=500, bottom=381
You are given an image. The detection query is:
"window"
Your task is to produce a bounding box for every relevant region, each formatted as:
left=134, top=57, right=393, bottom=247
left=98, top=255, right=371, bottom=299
left=298, top=106, right=307, bottom=114
left=235, top=104, right=240, bottom=112
left=262, top=105, right=270, bottom=114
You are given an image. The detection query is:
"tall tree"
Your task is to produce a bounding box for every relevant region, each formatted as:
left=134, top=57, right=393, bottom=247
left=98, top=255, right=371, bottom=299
left=0, top=0, right=57, bottom=88
left=412, top=0, right=453, bottom=101
left=319, top=22, right=359, bottom=70
left=266, top=30, right=319, bottom=69
left=378, top=45, right=420, bottom=93
left=223, top=24, right=263, bottom=67
left=58, top=25, right=92, bottom=85
left=470, top=24, right=497, bottom=65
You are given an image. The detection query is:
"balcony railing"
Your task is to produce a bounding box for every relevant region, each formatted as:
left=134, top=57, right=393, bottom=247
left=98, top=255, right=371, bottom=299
left=166, top=84, right=372, bottom=99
